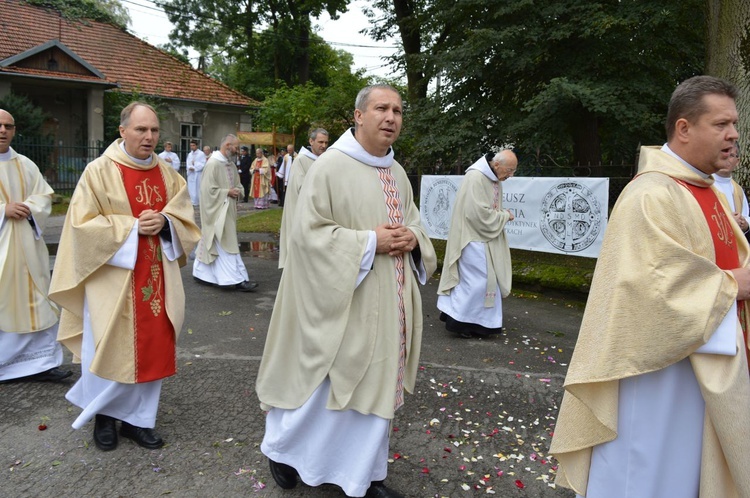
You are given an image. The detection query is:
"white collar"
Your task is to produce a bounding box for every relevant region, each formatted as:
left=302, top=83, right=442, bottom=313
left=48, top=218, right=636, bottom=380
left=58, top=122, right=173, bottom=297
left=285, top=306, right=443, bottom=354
left=119, top=141, right=153, bottom=166
left=466, top=155, right=498, bottom=181
left=329, top=128, right=394, bottom=168
left=0, top=146, right=15, bottom=161
left=211, top=150, right=229, bottom=163
left=299, top=146, right=318, bottom=161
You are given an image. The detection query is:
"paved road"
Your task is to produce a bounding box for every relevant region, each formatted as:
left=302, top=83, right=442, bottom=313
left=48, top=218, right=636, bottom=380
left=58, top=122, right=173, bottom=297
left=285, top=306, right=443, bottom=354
left=3, top=206, right=582, bottom=497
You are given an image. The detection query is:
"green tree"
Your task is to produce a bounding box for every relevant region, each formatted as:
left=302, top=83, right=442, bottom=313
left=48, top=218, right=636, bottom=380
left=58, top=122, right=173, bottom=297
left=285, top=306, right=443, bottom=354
left=157, top=0, right=349, bottom=90
left=370, top=0, right=705, bottom=170
left=27, top=0, right=130, bottom=27
left=0, top=93, right=54, bottom=172
left=254, top=50, right=370, bottom=143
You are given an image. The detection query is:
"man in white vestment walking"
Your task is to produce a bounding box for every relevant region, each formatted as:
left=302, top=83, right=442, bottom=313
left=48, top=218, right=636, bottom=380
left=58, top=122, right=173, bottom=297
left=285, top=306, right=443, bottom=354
left=49, top=102, right=200, bottom=452
left=192, top=134, right=258, bottom=292
left=278, top=127, right=329, bottom=269
left=256, top=85, right=437, bottom=498
left=186, top=140, right=205, bottom=206
left=0, top=108, right=71, bottom=384
left=550, top=76, right=750, bottom=497
left=158, top=141, right=180, bottom=172
left=437, top=149, right=517, bottom=338
left=276, top=144, right=295, bottom=207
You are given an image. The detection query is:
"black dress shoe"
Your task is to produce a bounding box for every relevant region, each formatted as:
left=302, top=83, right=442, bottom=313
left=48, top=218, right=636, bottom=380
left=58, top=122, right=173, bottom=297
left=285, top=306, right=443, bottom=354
left=93, top=414, right=118, bottom=451
left=31, top=367, right=74, bottom=382
left=234, top=281, right=258, bottom=292
left=120, top=422, right=164, bottom=449
left=0, top=367, right=74, bottom=384
left=364, top=481, right=404, bottom=498
left=269, top=459, right=298, bottom=489
left=193, top=276, right=215, bottom=286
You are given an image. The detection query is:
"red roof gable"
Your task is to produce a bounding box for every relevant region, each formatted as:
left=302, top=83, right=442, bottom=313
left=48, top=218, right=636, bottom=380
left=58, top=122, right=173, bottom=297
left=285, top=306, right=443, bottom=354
left=0, top=0, right=257, bottom=107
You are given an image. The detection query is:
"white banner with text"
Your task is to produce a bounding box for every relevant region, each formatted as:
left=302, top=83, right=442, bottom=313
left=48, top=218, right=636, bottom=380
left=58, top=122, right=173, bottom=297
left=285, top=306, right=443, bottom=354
left=420, top=176, right=609, bottom=258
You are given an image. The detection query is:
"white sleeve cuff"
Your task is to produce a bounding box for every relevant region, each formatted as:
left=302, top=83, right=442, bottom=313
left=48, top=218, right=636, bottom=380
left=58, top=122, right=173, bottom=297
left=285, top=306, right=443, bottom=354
left=355, top=231, right=377, bottom=288
left=106, top=222, right=139, bottom=270
left=695, top=301, right=738, bottom=356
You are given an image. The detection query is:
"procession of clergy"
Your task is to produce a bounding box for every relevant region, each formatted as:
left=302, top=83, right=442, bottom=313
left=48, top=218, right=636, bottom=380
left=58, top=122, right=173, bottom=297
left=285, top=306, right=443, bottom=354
left=1, top=76, right=749, bottom=498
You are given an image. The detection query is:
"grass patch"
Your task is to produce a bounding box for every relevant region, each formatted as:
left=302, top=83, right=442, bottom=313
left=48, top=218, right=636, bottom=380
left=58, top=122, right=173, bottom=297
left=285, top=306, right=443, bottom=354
left=51, top=195, right=70, bottom=217
left=236, top=211, right=596, bottom=293
left=237, top=209, right=283, bottom=236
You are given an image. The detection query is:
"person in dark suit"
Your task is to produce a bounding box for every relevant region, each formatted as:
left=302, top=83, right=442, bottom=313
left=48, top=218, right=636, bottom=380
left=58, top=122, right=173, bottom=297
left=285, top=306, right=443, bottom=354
left=238, top=146, right=252, bottom=203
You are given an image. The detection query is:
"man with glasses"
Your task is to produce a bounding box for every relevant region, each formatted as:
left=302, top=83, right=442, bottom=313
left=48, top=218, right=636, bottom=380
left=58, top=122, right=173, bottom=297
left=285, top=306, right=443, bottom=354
left=0, top=109, right=71, bottom=384
left=437, top=149, right=517, bottom=338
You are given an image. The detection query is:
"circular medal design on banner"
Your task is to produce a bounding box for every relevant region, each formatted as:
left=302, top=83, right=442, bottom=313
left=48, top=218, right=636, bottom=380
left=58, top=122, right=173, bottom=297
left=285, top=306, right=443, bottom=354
left=539, top=182, right=603, bottom=252
left=422, top=178, right=460, bottom=239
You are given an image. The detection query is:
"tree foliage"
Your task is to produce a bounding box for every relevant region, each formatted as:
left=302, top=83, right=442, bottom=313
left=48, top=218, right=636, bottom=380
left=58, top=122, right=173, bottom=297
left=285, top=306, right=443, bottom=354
left=254, top=51, right=370, bottom=144
left=156, top=0, right=349, bottom=94
left=0, top=93, right=53, bottom=170
left=0, top=93, right=49, bottom=140
left=27, top=0, right=130, bottom=27
left=368, top=0, right=705, bottom=170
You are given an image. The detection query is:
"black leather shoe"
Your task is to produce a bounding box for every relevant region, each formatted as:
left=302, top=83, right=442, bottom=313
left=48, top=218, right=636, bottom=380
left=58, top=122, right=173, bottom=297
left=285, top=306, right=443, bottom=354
left=365, top=481, right=405, bottom=498
left=93, top=414, right=118, bottom=451
left=31, top=367, right=74, bottom=382
left=269, top=459, right=298, bottom=489
left=0, top=367, right=74, bottom=384
left=234, top=281, right=258, bottom=292
left=193, top=276, right=215, bottom=286
left=120, top=422, right=164, bottom=449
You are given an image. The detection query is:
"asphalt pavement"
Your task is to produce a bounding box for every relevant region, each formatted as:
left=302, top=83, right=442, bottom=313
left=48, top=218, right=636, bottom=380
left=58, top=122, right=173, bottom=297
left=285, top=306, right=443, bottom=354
left=2, top=204, right=582, bottom=498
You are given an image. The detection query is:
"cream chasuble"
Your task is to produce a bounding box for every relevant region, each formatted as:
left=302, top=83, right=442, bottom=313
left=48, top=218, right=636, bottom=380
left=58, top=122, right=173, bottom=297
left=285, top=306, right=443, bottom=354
left=438, top=156, right=512, bottom=307
left=195, top=151, right=242, bottom=265
left=257, top=130, right=437, bottom=420
left=278, top=149, right=316, bottom=269
left=0, top=148, right=58, bottom=333
left=550, top=146, right=750, bottom=497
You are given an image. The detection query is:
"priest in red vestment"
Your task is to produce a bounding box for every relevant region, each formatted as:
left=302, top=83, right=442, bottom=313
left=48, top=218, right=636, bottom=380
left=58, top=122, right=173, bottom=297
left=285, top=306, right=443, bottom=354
left=50, top=102, right=200, bottom=452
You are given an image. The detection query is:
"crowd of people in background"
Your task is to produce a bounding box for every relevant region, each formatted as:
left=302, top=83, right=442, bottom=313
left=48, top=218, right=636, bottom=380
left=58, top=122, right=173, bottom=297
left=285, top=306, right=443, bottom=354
left=160, top=140, right=293, bottom=210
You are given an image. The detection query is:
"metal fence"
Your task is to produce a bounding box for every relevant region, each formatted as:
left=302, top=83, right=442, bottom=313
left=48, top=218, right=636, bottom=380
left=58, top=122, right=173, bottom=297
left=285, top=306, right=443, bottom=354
left=12, top=139, right=191, bottom=195
left=14, top=139, right=635, bottom=205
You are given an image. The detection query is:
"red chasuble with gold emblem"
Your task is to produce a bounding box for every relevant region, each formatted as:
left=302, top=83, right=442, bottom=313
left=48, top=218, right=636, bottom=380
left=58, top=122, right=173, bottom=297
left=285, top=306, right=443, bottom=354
left=117, top=162, right=176, bottom=382
left=251, top=158, right=264, bottom=198
left=678, top=179, right=750, bottom=370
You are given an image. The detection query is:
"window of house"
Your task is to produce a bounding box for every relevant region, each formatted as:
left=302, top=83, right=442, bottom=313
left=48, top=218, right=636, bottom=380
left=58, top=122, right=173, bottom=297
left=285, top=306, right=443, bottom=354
left=180, top=124, right=202, bottom=160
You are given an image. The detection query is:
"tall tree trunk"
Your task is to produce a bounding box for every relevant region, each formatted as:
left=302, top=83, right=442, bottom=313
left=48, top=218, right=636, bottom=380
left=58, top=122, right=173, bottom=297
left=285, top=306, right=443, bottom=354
left=243, top=1, right=255, bottom=62
left=298, top=17, right=311, bottom=85
left=393, top=0, right=427, bottom=102
left=706, top=0, right=750, bottom=186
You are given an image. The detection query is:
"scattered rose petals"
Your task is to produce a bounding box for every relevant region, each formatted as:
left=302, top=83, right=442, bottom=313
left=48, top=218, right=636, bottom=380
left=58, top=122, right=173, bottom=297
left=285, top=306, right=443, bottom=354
left=515, top=479, right=525, bottom=489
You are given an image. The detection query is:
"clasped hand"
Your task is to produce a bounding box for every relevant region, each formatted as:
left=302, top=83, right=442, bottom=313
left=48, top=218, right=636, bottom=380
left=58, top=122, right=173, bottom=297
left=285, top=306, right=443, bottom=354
left=137, top=209, right=166, bottom=236
left=375, top=223, right=417, bottom=257
left=5, top=201, right=31, bottom=220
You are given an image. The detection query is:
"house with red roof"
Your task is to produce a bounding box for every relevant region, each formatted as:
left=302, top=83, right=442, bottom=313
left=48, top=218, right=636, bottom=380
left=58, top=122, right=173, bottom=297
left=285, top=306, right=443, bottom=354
left=0, top=0, right=258, bottom=156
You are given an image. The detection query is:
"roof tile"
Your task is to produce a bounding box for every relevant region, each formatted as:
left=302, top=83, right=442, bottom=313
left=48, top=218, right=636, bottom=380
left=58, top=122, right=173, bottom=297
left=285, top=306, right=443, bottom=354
left=0, top=0, right=257, bottom=107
